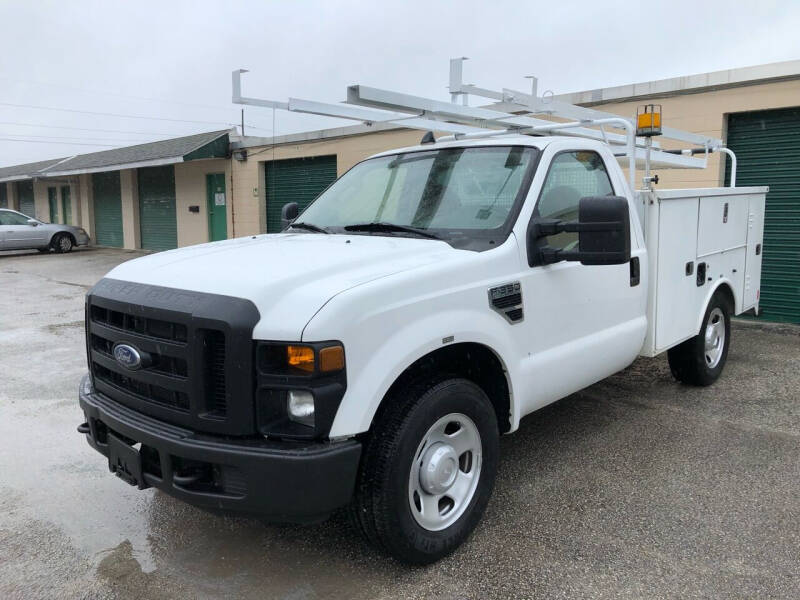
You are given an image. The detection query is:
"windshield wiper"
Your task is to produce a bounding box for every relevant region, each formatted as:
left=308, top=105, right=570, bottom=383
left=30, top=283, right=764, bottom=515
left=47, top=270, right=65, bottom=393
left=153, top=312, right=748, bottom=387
left=289, top=221, right=329, bottom=234
left=343, top=222, right=441, bottom=240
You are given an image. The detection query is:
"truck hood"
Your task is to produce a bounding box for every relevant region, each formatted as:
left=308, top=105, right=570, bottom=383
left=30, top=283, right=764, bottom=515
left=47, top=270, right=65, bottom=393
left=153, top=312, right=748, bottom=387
left=104, top=233, right=462, bottom=339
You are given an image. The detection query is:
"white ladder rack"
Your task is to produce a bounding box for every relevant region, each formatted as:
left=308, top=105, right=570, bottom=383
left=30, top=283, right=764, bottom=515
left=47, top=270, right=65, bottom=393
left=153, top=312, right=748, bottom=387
left=232, top=58, right=731, bottom=192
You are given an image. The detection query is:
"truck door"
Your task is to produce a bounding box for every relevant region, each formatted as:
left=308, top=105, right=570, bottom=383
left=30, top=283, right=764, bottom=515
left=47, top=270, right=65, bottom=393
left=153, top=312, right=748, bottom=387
left=517, top=149, right=647, bottom=414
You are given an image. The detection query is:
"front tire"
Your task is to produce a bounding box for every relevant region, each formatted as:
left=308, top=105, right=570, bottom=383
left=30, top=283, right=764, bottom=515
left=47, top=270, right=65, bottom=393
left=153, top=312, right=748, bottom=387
left=668, top=291, right=732, bottom=386
left=351, top=377, right=499, bottom=565
left=51, top=233, right=74, bottom=254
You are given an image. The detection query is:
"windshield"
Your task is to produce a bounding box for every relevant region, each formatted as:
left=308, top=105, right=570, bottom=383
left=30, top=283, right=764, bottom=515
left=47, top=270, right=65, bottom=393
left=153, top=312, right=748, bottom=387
left=297, top=146, right=538, bottom=248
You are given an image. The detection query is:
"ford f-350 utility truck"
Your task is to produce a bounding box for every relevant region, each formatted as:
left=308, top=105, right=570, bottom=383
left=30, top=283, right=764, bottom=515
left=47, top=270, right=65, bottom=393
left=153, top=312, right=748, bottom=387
left=77, top=64, right=766, bottom=564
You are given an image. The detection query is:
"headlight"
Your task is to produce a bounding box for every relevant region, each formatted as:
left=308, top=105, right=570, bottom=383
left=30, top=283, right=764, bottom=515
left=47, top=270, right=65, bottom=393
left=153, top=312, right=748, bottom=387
left=255, top=341, right=347, bottom=440
left=287, top=390, right=315, bottom=427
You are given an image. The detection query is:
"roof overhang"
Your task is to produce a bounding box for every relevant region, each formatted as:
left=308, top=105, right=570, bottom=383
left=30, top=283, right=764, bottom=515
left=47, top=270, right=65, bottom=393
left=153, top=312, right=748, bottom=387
left=45, top=156, right=185, bottom=177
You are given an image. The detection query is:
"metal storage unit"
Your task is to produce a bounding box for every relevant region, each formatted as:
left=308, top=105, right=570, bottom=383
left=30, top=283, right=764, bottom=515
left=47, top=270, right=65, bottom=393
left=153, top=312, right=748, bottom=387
left=725, top=107, right=800, bottom=324
left=17, top=181, right=35, bottom=217
left=93, top=171, right=124, bottom=248
left=265, top=155, right=337, bottom=233
left=138, top=165, right=178, bottom=251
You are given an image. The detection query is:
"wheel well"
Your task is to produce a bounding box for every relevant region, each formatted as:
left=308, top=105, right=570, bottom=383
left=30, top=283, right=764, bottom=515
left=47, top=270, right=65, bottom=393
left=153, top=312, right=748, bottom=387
left=376, top=343, right=512, bottom=434
left=713, top=282, right=735, bottom=312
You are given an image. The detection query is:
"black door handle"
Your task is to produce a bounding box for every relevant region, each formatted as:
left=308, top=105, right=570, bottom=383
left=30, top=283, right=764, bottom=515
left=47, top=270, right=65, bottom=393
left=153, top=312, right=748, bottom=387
left=629, top=257, right=640, bottom=287
left=696, top=262, right=707, bottom=286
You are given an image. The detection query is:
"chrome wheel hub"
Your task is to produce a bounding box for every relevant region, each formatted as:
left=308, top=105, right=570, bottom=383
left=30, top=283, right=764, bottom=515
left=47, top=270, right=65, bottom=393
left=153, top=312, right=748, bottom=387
left=419, top=443, right=459, bottom=495
left=704, top=307, right=726, bottom=368
left=408, top=413, right=482, bottom=531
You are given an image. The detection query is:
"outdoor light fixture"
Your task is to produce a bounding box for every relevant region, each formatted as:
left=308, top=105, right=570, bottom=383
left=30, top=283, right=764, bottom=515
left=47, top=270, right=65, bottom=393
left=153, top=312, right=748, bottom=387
left=636, top=104, right=662, bottom=137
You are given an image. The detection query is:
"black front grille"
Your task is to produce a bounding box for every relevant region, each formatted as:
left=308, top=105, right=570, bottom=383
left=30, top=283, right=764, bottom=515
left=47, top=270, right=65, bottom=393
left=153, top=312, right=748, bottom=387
left=86, top=279, right=260, bottom=436
left=202, top=329, right=227, bottom=417
left=93, top=362, right=190, bottom=411
left=91, top=334, right=188, bottom=377
left=90, top=305, right=187, bottom=343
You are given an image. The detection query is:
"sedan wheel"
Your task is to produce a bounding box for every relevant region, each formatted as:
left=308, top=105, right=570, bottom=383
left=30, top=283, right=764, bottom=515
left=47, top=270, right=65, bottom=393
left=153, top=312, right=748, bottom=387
left=53, top=233, right=74, bottom=254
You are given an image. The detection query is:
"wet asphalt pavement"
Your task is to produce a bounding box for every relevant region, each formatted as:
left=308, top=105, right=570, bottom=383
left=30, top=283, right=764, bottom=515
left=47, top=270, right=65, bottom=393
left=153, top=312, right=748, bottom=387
left=1, top=247, right=798, bottom=599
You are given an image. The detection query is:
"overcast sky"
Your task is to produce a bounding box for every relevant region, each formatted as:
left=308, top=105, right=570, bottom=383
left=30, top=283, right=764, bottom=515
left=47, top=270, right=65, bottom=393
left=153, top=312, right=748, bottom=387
left=0, top=0, right=798, bottom=167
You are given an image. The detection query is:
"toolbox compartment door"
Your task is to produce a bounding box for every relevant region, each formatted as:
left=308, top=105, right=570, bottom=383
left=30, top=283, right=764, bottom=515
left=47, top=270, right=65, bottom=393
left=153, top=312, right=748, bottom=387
left=743, top=194, right=766, bottom=312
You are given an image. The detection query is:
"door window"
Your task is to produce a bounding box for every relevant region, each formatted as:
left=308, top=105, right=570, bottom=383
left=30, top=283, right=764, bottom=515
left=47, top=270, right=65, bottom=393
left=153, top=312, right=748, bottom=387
left=0, top=211, right=31, bottom=225
left=535, top=151, right=614, bottom=251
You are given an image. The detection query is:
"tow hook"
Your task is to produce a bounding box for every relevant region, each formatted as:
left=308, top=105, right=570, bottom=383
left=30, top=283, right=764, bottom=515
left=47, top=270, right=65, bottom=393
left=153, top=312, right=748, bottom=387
left=77, top=422, right=90, bottom=434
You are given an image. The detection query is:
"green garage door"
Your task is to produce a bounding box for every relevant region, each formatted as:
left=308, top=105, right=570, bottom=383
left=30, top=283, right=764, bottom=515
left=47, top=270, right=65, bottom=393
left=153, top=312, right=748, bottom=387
left=17, top=180, right=35, bottom=217
left=138, top=165, right=177, bottom=251
left=93, top=171, right=124, bottom=247
left=726, top=107, right=800, bottom=324
left=265, top=155, right=337, bottom=233
left=0, top=183, right=7, bottom=208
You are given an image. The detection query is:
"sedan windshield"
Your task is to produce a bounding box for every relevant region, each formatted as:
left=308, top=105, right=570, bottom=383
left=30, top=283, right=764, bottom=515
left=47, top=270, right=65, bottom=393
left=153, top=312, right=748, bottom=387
left=296, top=146, right=537, bottom=247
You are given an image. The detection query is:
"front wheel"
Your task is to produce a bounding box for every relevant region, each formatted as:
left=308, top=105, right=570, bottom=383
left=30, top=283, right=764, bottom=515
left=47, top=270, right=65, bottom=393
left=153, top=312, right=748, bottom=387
left=350, top=377, right=499, bottom=564
left=668, top=291, right=732, bottom=386
left=51, top=233, right=74, bottom=254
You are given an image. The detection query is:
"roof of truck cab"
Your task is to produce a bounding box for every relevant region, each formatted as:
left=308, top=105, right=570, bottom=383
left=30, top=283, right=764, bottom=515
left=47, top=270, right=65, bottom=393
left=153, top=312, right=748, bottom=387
left=367, top=135, right=572, bottom=159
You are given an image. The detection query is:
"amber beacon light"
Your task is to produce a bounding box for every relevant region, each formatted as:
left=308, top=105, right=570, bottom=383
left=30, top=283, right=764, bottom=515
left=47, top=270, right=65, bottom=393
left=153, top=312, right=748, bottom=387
left=636, top=104, right=662, bottom=137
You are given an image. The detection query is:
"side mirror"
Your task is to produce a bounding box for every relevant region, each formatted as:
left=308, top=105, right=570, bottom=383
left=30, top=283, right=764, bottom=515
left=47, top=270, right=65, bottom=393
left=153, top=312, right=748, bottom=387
left=280, top=202, right=299, bottom=230
left=27, top=219, right=39, bottom=227
left=528, top=196, right=631, bottom=266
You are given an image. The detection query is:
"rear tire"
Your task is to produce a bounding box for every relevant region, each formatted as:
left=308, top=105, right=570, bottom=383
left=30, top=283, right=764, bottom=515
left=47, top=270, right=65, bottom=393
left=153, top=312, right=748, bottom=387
left=350, top=377, right=499, bottom=565
left=51, top=233, right=74, bottom=254
left=667, top=291, right=732, bottom=386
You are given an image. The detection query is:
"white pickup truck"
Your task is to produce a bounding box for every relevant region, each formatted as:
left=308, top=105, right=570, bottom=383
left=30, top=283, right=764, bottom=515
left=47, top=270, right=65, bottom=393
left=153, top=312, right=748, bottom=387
left=78, top=134, right=766, bottom=564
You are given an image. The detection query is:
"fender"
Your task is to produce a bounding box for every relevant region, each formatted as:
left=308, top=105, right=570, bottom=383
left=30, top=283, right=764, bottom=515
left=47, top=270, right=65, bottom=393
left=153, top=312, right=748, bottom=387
left=695, top=278, right=738, bottom=334
left=326, top=307, right=519, bottom=438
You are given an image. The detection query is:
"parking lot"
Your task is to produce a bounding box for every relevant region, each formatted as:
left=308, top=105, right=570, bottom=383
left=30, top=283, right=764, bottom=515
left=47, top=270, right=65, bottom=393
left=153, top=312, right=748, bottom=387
left=1, top=247, right=798, bottom=599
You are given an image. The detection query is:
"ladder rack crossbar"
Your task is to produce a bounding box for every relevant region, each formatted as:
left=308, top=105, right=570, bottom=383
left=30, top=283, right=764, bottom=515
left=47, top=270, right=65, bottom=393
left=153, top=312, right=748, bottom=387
left=231, top=59, right=736, bottom=193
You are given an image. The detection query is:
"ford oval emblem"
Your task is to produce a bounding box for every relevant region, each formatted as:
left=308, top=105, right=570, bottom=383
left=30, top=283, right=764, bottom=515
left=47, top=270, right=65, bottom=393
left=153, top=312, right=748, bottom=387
left=113, top=343, right=142, bottom=370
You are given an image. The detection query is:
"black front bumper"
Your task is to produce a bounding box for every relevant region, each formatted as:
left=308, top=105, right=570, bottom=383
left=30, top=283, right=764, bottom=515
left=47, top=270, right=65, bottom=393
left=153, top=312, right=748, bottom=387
left=78, top=375, right=361, bottom=522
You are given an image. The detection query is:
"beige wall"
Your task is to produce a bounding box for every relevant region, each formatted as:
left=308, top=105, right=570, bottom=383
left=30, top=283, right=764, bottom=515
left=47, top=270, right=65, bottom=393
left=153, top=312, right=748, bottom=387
left=77, top=174, right=94, bottom=239
left=33, top=180, right=53, bottom=222
left=119, top=169, right=140, bottom=249
left=1, top=182, right=13, bottom=210
left=8, top=182, right=19, bottom=211
left=174, top=158, right=231, bottom=247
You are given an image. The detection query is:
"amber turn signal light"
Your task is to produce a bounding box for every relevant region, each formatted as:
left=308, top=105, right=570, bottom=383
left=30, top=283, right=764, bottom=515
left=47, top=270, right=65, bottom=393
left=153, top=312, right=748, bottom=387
left=287, top=345, right=315, bottom=372
left=319, top=345, right=345, bottom=372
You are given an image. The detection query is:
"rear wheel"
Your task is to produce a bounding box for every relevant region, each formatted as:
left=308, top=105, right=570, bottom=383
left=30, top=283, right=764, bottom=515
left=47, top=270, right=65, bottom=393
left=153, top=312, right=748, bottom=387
left=668, top=292, right=732, bottom=386
left=350, top=377, right=499, bottom=564
left=51, top=233, right=74, bottom=254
